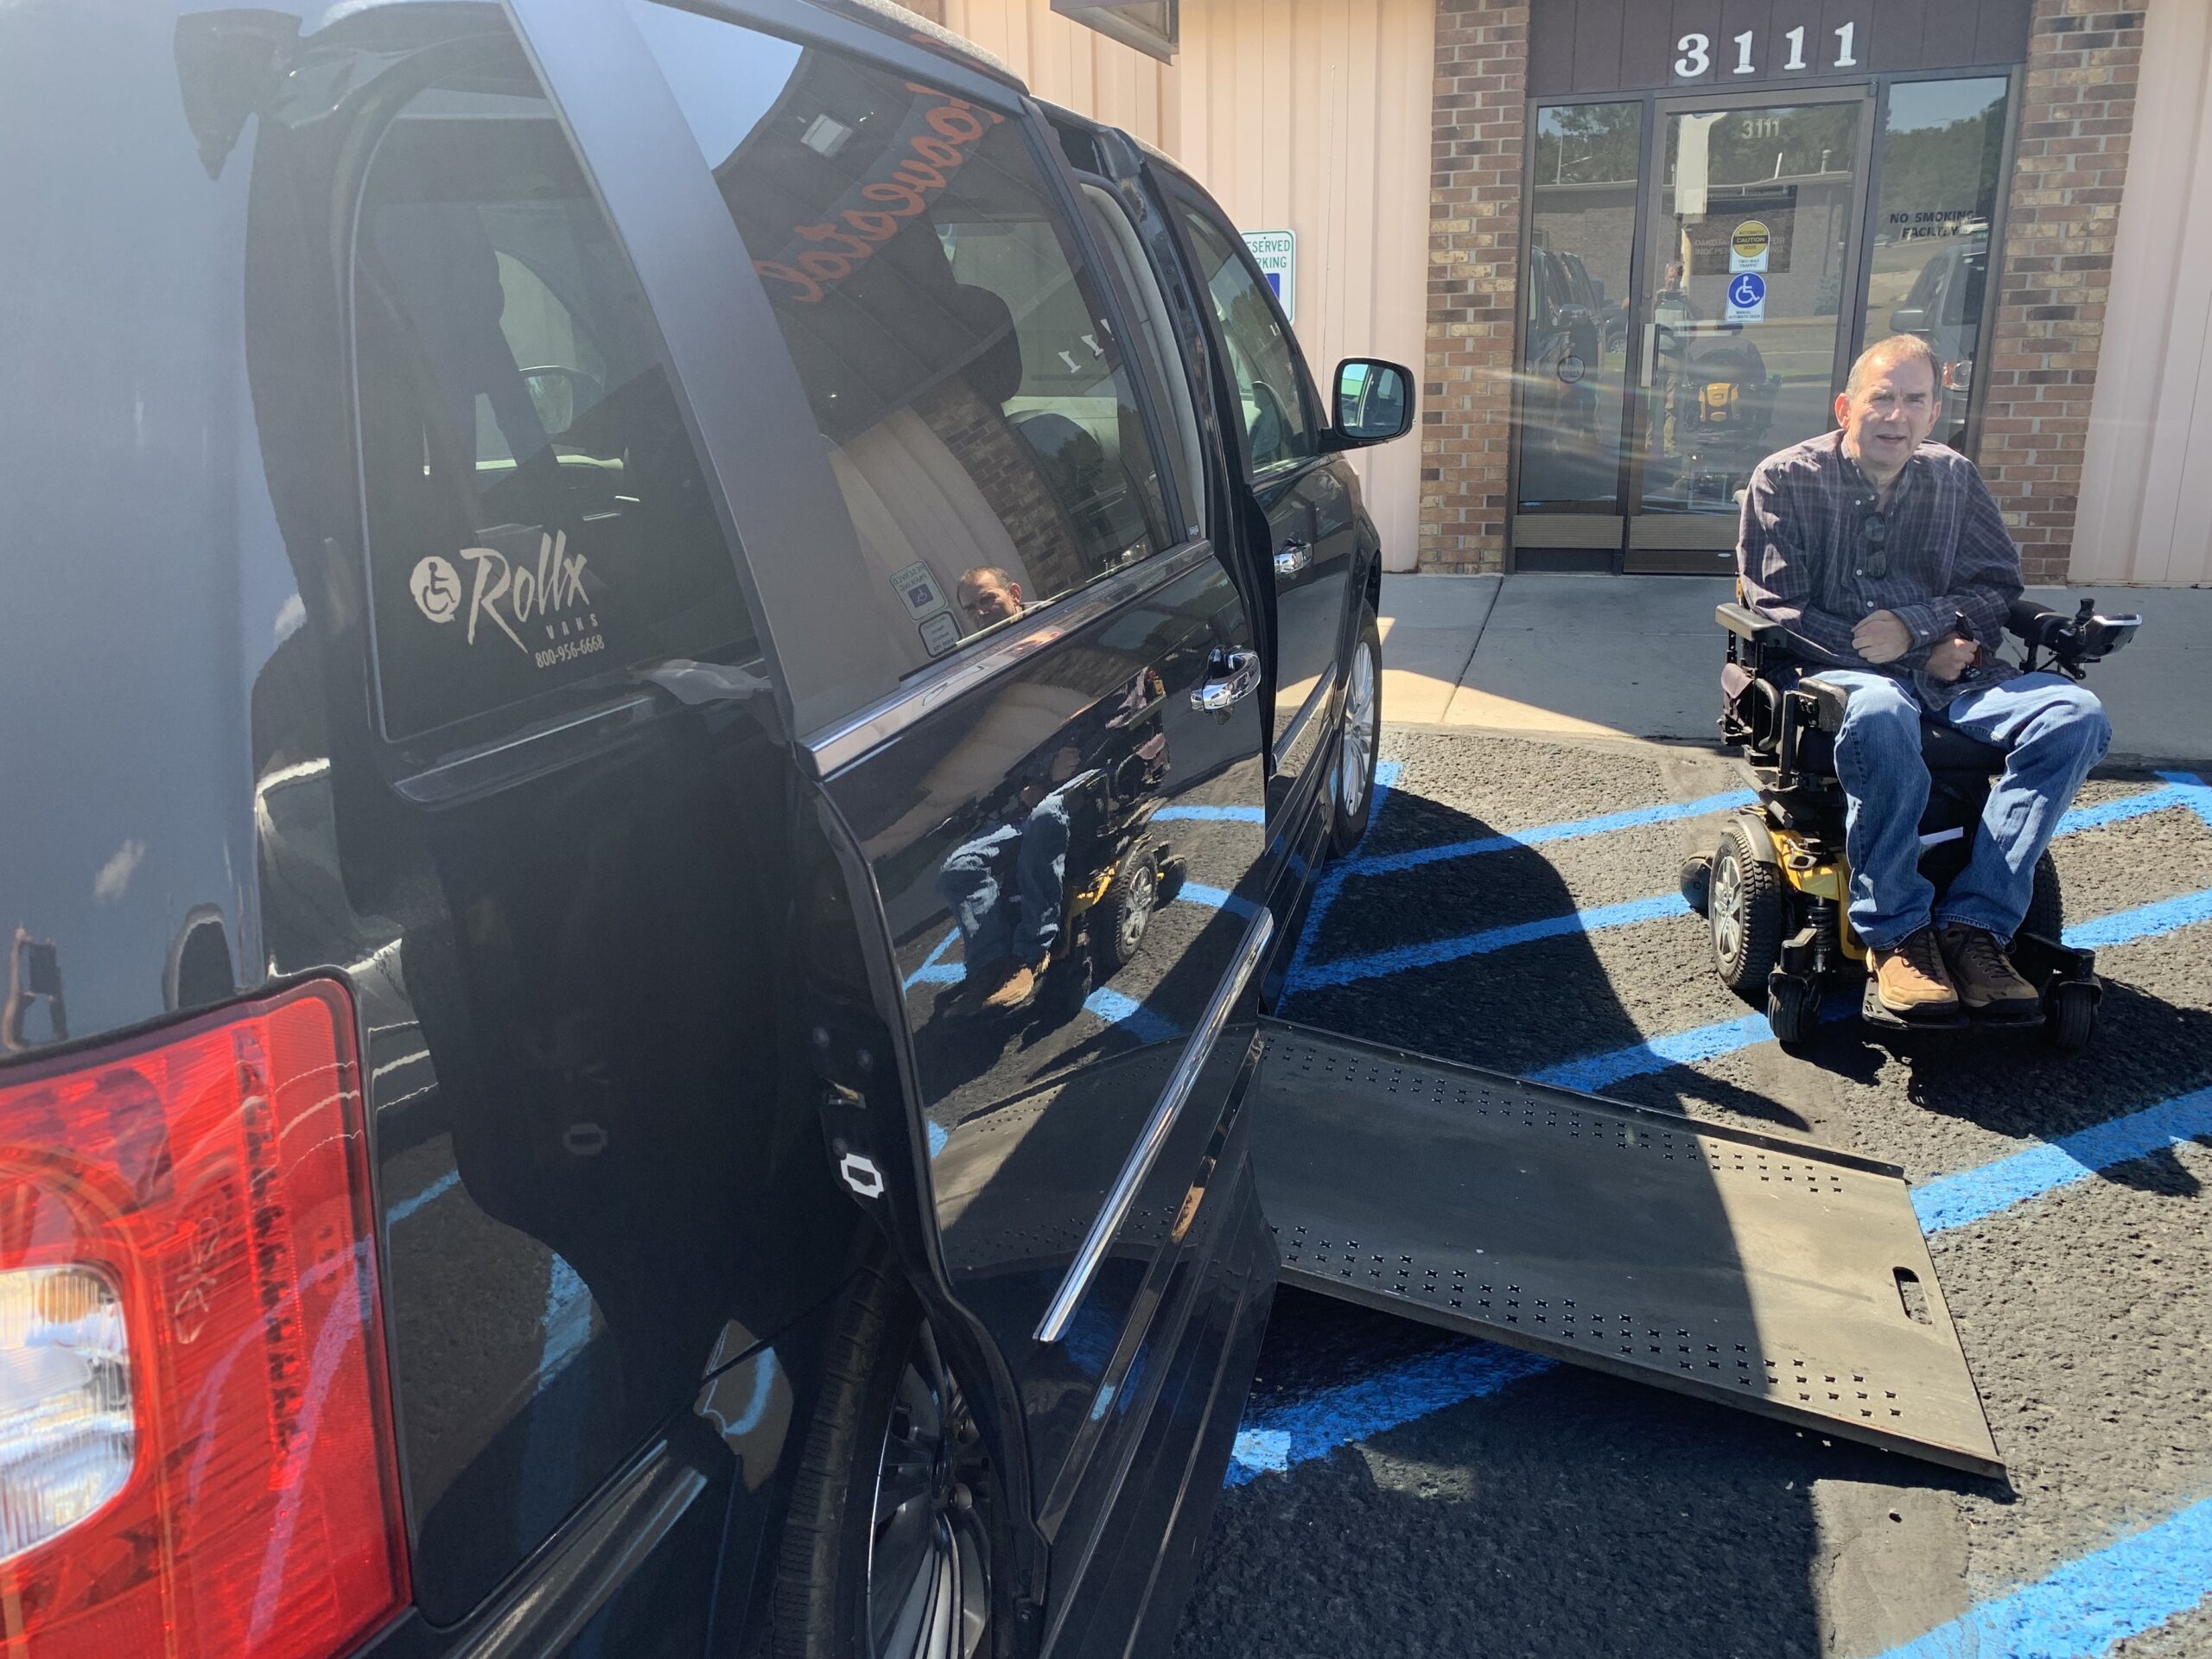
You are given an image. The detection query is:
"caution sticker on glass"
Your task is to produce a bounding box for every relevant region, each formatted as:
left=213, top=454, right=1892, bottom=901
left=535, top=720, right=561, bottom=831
left=1730, top=219, right=1770, bottom=274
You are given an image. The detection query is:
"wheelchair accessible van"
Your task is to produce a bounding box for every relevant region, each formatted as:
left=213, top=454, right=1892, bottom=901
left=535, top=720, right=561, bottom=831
left=1682, top=595, right=2142, bottom=1051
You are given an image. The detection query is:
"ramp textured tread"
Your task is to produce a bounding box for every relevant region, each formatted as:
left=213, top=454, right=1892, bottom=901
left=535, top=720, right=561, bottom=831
left=1252, top=1023, right=2003, bottom=1477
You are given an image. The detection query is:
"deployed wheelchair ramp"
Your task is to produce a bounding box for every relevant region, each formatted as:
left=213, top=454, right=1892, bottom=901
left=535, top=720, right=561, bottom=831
left=1249, top=1023, right=2002, bottom=1478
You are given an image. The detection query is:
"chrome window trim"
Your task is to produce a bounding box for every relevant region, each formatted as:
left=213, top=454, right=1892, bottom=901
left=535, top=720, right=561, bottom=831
left=1033, top=902, right=1273, bottom=1344
left=800, top=538, right=1218, bottom=778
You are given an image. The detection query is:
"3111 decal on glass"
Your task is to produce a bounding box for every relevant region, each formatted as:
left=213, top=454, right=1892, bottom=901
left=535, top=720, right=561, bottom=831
left=1672, top=22, right=1861, bottom=81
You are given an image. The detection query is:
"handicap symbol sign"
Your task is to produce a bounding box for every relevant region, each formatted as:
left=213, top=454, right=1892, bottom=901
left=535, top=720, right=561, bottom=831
left=1726, top=270, right=1766, bottom=321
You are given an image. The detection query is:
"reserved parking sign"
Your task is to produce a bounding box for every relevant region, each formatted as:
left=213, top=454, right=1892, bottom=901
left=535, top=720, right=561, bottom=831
left=1243, top=229, right=1296, bottom=323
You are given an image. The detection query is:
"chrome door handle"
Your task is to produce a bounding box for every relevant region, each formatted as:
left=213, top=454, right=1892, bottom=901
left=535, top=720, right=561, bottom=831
left=1274, top=539, right=1313, bottom=578
left=1191, top=649, right=1262, bottom=713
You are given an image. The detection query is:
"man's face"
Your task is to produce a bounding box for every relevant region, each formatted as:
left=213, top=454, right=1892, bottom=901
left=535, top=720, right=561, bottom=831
left=961, top=574, right=1021, bottom=626
left=1835, top=355, right=1939, bottom=475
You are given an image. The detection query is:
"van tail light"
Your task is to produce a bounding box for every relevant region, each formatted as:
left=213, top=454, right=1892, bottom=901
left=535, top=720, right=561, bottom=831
left=0, top=980, right=409, bottom=1657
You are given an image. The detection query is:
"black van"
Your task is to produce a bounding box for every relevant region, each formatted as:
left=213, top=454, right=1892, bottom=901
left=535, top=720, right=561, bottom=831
left=0, top=2, right=1410, bottom=1654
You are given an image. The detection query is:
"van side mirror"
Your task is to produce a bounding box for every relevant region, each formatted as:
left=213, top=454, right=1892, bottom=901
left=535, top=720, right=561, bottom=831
left=1330, top=357, right=1414, bottom=446
left=1886, top=305, right=1929, bottom=336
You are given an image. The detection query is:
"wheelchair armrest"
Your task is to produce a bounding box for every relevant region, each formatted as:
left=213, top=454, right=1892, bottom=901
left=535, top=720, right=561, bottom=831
left=1717, top=603, right=1791, bottom=649
left=1795, top=673, right=1855, bottom=735
left=2008, top=596, right=2142, bottom=665
left=2005, top=599, right=2069, bottom=652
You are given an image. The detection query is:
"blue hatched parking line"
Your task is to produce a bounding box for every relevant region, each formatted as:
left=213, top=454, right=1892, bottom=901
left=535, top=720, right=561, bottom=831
left=1339, top=789, right=1757, bottom=881
left=1291, top=892, right=1692, bottom=995
left=2066, top=887, right=2212, bottom=950
left=1912, top=1084, right=2212, bottom=1234
left=1875, top=1493, right=2212, bottom=1659
left=1154, top=802, right=1266, bottom=823
left=389, top=1168, right=461, bottom=1225
left=1535, top=1011, right=1785, bottom=1094
left=1084, top=986, right=1180, bottom=1043
left=1227, top=1342, right=1554, bottom=1486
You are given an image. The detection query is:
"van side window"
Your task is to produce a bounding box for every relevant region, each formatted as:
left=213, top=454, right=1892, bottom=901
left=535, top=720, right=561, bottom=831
left=1174, top=208, right=1313, bottom=478
left=352, top=79, right=754, bottom=744
left=630, top=2, right=1173, bottom=664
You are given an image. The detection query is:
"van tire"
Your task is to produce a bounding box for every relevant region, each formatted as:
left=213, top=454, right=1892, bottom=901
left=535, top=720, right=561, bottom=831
left=1331, top=609, right=1383, bottom=855
left=773, top=1253, right=995, bottom=1659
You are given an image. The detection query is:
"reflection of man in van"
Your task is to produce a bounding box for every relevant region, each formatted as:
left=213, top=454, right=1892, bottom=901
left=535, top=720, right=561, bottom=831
left=957, top=565, right=1028, bottom=631
left=936, top=745, right=1083, bottom=1015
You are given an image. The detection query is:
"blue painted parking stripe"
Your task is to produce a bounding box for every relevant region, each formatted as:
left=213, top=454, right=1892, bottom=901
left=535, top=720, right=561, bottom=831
left=1155, top=802, right=1266, bottom=823
left=1176, top=880, right=1262, bottom=918
left=904, top=927, right=963, bottom=989
left=1340, top=789, right=1756, bottom=881
left=2060, top=785, right=2193, bottom=833
left=1084, top=986, right=1181, bottom=1043
left=2065, top=887, right=2212, bottom=950
left=389, top=1169, right=461, bottom=1226
left=1912, top=1084, right=2212, bottom=1235
left=1535, top=1011, right=1780, bottom=1094
left=1876, top=1493, right=2212, bottom=1659
left=1292, top=892, right=1691, bottom=995
left=1226, top=1342, right=1554, bottom=1486
left=2156, top=770, right=2212, bottom=826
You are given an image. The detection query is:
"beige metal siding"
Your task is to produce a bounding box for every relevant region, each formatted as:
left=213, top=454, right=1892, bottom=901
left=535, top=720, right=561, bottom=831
left=938, top=0, right=1179, bottom=147
left=938, top=0, right=1435, bottom=571
left=2074, top=0, right=2212, bottom=586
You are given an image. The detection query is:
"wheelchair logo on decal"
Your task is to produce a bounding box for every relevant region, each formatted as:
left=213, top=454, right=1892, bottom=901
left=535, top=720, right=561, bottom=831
left=1726, top=272, right=1766, bottom=321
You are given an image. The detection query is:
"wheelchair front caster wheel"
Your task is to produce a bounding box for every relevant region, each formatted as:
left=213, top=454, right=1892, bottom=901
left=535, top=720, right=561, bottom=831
left=1766, top=972, right=1817, bottom=1046
left=2044, top=980, right=2097, bottom=1053
left=1680, top=854, right=1713, bottom=917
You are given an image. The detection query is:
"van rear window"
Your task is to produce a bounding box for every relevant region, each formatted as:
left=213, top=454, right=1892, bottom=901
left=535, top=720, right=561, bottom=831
left=352, top=74, right=753, bottom=744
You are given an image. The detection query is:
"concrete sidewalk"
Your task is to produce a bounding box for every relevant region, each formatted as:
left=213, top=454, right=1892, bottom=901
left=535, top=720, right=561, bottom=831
left=1380, top=573, right=2212, bottom=765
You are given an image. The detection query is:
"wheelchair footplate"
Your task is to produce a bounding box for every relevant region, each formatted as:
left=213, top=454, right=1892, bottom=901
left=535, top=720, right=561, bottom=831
left=1853, top=933, right=2097, bottom=1039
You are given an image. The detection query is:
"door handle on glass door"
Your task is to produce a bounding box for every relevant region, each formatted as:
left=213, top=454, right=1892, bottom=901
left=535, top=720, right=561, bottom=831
left=1191, top=649, right=1262, bottom=713
left=1274, top=540, right=1313, bottom=578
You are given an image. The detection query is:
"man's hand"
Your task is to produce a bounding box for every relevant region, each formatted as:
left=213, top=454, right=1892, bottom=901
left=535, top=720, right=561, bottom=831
left=1925, top=634, right=1980, bottom=683
left=1851, top=609, right=1913, bottom=663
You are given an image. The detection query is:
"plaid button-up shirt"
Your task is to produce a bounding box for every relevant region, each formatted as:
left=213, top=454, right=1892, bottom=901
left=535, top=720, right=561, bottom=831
left=1736, top=431, right=2023, bottom=709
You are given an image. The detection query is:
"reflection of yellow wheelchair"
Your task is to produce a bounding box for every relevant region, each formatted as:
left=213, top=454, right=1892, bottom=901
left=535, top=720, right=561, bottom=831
left=1683, top=594, right=2138, bottom=1051
left=1040, top=757, right=1185, bottom=1019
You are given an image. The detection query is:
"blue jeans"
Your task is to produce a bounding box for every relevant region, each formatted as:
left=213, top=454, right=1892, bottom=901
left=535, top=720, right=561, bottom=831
left=934, top=790, right=1073, bottom=973
left=1824, top=671, right=2110, bottom=950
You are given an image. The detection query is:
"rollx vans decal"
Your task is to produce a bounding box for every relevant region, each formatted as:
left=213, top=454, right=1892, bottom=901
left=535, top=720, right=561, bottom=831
left=410, top=533, right=602, bottom=670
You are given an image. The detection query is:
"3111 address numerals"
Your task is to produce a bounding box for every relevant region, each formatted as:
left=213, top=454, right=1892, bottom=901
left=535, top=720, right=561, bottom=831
left=1673, top=22, right=1859, bottom=79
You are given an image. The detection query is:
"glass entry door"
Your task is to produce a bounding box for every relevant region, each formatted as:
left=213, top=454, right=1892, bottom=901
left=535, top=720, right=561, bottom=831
left=1625, top=92, right=1871, bottom=571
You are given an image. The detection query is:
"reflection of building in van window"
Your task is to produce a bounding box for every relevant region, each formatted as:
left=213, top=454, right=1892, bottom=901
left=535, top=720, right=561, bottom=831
left=634, top=23, right=1173, bottom=673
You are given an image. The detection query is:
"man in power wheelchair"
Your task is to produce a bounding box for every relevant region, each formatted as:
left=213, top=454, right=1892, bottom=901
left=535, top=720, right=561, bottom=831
left=1687, top=334, right=2139, bottom=1048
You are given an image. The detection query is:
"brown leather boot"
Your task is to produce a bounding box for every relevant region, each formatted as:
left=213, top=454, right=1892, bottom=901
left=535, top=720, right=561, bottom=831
left=1872, top=926, right=1961, bottom=1017
left=1937, top=924, right=2041, bottom=1013
left=980, top=962, right=1039, bottom=1013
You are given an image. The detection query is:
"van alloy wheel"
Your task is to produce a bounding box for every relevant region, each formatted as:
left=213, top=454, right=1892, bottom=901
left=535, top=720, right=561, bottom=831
left=867, top=1324, right=991, bottom=1659
left=1338, top=635, right=1377, bottom=823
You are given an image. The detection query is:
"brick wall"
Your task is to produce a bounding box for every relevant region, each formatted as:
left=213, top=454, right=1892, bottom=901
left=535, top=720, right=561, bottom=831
left=1977, top=2, right=2145, bottom=585
left=1420, top=0, right=1527, bottom=572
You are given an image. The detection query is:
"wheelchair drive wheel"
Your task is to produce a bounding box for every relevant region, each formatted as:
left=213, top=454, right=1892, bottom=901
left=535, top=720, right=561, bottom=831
left=1096, top=846, right=1160, bottom=973
left=1708, top=819, right=1783, bottom=998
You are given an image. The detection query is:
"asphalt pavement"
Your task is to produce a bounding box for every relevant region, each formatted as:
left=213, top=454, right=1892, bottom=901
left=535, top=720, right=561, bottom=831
left=1173, top=727, right=2212, bottom=1659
